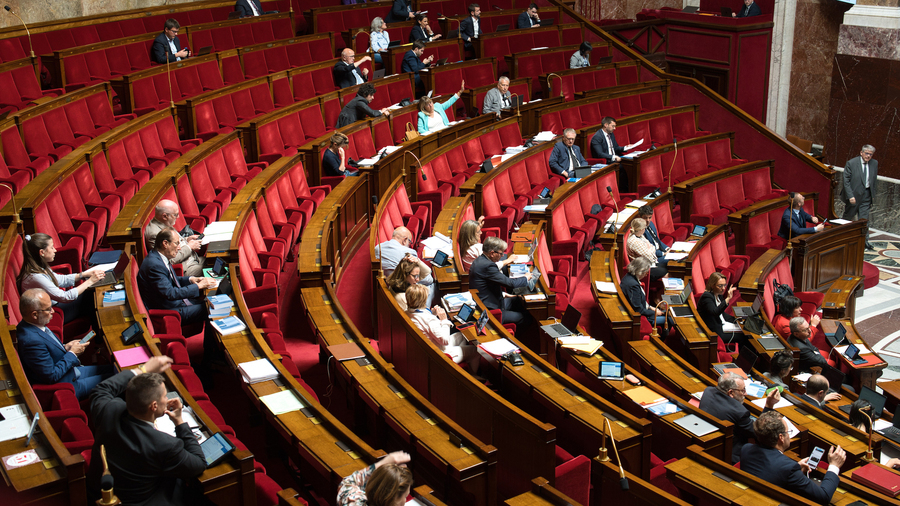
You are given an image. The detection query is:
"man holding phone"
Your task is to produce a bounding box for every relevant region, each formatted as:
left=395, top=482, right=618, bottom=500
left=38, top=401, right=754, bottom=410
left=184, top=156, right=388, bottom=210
left=742, top=410, right=845, bottom=503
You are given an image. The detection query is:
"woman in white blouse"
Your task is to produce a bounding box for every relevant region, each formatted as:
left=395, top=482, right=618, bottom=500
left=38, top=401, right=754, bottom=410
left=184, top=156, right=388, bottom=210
left=458, top=217, right=516, bottom=272
left=17, top=233, right=105, bottom=323
left=569, top=41, right=592, bottom=69
left=405, top=284, right=480, bottom=374
left=626, top=218, right=668, bottom=280
left=369, top=17, right=390, bottom=64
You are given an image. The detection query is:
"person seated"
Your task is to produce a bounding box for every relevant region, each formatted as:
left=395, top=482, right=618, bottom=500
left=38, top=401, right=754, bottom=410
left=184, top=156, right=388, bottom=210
left=548, top=128, right=587, bottom=179
left=385, top=256, right=422, bottom=311
left=762, top=350, right=792, bottom=389
left=151, top=19, right=188, bottom=64
left=406, top=284, right=480, bottom=374
left=235, top=0, right=268, bottom=17
left=636, top=205, right=670, bottom=251
left=337, top=451, right=412, bottom=506
left=483, top=77, right=512, bottom=116
left=591, top=116, right=624, bottom=162
left=375, top=227, right=434, bottom=306
left=369, top=17, right=390, bottom=64
left=18, top=233, right=105, bottom=324
left=146, top=200, right=204, bottom=277
left=848, top=399, right=872, bottom=432
left=518, top=3, right=541, bottom=28
left=627, top=218, right=668, bottom=281
left=409, top=13, right=442, bottom=43
left=787, top=316, right=829, bottom=371
left=417, top=81, right=464, bottom=134
left=469, top=236, right=534, bottom=326
left=778, top=192, right=823, bottom=241
left=699, top=371, right=780, bottom=463
left=697, top=272, right=749, bottom=351
left=323, top=133, right=359, bottom=178
left=386, top=0, right=415, bottom=23
left=336, top=83, right=391, bottom=128
left=799, top=374, right=841, bottom=409
left=733, top=0, right=761, bottom=18
left=401, top=40, right=433, bottom=95
left=742, top=411, right=845, bottom=504
left=771, top=295, right=821, bottom=340
left=458, top=218, right=515, bottom=272
left=570, top=42, right=591, bottom=69
left=620, top=257, right=673, bottom=328
left=333, top=48, right=371, bottom=89
left=16, top=288, right=114, bottom=399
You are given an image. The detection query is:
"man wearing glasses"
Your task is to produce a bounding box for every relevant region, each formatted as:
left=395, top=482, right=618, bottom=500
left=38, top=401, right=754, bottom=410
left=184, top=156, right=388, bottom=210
left=742, top=411, right=845, bottom=503
left=146, top=199, right=204, bottom=277
left=376, top=226, right=435, bottom=306
left=698, top=371, right=780, bottom=463
left=151, top=19, right=189, bottom=64
left=16, top=288, right=113, bottom=399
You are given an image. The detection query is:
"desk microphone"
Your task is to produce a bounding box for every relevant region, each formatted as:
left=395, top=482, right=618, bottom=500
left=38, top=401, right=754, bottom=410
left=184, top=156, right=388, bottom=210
left=606, top=185, right=618, bottom=233
left=4, top=6, right=34, bottom=58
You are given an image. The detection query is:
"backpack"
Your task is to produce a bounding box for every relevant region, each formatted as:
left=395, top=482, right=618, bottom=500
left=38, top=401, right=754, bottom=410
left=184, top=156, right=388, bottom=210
left=772, top=278, right=794, bottom=311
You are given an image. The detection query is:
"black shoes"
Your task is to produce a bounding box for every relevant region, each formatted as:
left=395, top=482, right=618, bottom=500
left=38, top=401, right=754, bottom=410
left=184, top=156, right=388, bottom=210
left=865, top=241, right=875, bottom=251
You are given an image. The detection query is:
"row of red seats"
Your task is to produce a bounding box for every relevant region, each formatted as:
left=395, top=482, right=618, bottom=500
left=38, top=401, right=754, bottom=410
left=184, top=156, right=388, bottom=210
left=595, top=106, right=711, bottom=151
left=682, top=227, right=749, bottom=296
left=688, top=164, right=786, bottom=226
left=190, top=15, right=295, bottom=54
left=428, top=59, right=497, bottom=97
left=482, top=25, right=581, bottom=72
left=547, top=64, right=641, bottom=101
left=0, top=59, right=61, bottom=114
left=539, top=87, right=667, bottom=135
left=374, top=182, right=431, bottom=250
left=130, top=60, right=226, bottom=115
left=744, top=196, right=815, bottom=263
left=388, top=39, right=463, bottom=76
left=308, top=3, right=394, bottom=49
left=512, top=44, right=608, bottom=94
left=420, top=0, right=553, bottom=16
left=634, top=133, right=746, bottom=196
left=241, top=35, right=335, bottom=79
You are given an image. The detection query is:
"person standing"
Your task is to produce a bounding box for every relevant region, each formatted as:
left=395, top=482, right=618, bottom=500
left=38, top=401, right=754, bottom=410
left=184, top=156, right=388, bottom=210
left=841, top=144, right=878, bottom=250
left=459, top=4, right=482, bottom=51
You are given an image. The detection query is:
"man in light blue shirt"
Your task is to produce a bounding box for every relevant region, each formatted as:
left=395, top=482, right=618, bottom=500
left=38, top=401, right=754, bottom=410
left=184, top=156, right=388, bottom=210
left=376, top=227, right=435, bottom=306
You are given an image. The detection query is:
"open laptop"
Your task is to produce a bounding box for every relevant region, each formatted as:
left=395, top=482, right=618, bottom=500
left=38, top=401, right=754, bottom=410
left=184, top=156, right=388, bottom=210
left=757, top=337, right=785, bottom=351
left=839, top=386, right=886, bottom=419
left=824, top=322, right=848, bottom=348
left=682, top=6, right=699, bottom=13
left=431, top=249, right=450, bottom=267
left=843, top=343, right=868, bottom=365
left=820, top=364, right=845, bottom=395
left=733, top=294, right=762, bottom=318
left=532, top=187, right=551, bottom=206
left=435, top=58, right=448, bottom=66
left=447, top=29, right=459, bottom=39
left=691, top=224, right=707, bottom=237
left=572, top=165, right=594, bottom=178
left=542, top=305, right=582, bottom=339
left=713, top=346, right=757, bottom=376
left=720, top=7, right=733, bottom=17
left=95, top=251, right=129, bottom=287
left=597, top=361, right=625, bottom=380
left=538, top=18, right=555, bottom=26
left=876, top=405, right=900, bottom=443
left=662, top=280, right=692, bottom=306
left=196, top=45, right=213, bottom=56
left=388, top=40, right=402, bottom=47
left=495, top=24, right=510, bottom=32
left=453, top=303, right=475, bottom=325
left=372, top=69, right=386, bottom=80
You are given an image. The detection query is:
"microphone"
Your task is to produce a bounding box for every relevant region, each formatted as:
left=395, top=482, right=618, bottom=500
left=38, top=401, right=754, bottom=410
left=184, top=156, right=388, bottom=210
left=599, top=418, right=630, bottom=490
left=648, top=141, right=656, bottom=150
left=667, top=137, right=678, bottom=194
left=546, top=73, right=563, bottom=98
left=165, top=51, right=174, bottom=109
left=859, top=406, right=876, bottom=462
left=606, top=186, right=619, bottom=233
left=0, top=183, right=20, bottom=225
left=405, top=151, right=424, bottom=181
left=5, top=6, right=34, bottom=58
left=99, top=445, right=121, bottom=505
left=508, top=92, right=521, bottom=117
left=649, top=300, right=669, bottom=339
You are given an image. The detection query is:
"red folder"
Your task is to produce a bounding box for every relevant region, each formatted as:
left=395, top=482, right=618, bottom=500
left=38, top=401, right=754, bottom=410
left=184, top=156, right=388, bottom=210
left=850, top=463, right=900, bottom=497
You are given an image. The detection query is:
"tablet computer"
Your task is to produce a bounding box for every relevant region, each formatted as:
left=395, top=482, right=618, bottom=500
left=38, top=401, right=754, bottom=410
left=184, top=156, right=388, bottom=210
left=598, top=361, right=624, bottom=380
left=200, top=432, right=236, bottom=468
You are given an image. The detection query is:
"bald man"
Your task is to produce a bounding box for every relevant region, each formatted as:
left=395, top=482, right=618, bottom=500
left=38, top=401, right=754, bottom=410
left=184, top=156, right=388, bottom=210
left=333, top=48, right=371, bottom=89
left=145, top=200, right=204, bottom=277
left=376, top=226, right=434, bottom=306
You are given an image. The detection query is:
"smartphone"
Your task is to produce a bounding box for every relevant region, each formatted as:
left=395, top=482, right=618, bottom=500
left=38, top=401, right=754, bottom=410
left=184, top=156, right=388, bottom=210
left=807, top=446, right=825, bottom=469
left=765, top=385, right=784, bottom=396
left=113, top=283, right=124, bottom=290
left=79, top=330, right=96, bottom=344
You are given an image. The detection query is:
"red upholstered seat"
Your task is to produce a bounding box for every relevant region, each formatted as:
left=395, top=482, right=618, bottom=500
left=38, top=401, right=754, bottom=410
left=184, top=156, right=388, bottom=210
left=690, top=184, right=729, bottom=226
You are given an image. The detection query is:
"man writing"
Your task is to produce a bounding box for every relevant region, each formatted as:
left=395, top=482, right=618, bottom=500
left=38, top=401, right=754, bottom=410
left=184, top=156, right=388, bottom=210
left=548, top=128, right=587, bottom=179
left=87, top=355, right=207, bottom=505
left=777, top=192, right=822, bottom=241
left=333, top=48, right=371, bottom=89
left=742, top=411, right=845, bottom=504
left=842, top=144, right=878, bottom=250
left=151, top=19, right=188, bottom=64
left=146, top=199, right=204, bottom=277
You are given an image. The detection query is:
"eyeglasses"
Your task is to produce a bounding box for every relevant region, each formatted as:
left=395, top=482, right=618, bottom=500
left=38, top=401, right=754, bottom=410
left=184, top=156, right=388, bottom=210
left=35, top=307, right=53, bottom=314
left=410, top=274, right=420, bottom=280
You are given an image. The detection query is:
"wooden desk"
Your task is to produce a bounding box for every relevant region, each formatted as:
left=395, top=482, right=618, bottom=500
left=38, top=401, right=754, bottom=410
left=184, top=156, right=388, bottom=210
left=431, top=195, right=469, bottom=294
left=589, top=250, right=638, bottom=358
left=820, top=319, right=886, bottom=392
left=592, top=458, right=691, bottom=506
left=841, top=463, right=900, bottom=505
left=504, top=477, right=584, bottom=506
left=790, top=221, right=866, bottom=299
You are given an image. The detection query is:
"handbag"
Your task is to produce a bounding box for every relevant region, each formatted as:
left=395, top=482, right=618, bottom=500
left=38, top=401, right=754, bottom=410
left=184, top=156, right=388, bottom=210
left=403, top=122, right=419, bottom=142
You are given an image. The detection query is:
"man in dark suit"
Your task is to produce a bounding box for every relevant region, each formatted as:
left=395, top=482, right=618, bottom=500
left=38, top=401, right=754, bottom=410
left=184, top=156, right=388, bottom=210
left=387, top=0, right=415, bottom=22
left=333, top=48, right=371, bottom=89
left=841, top=144, right=878, bottom=250
left=235, top=0, right=264, bottom=17
left=590, top=116, right=624, bottom=161
left=733, top=0, right=762, bottom=17
left=469, top=236, right=534, bottom=326
left=548, top=128, right=587, bottom=178
left=87, top=355, right=208, bottom=506
left=699, top=371, right=780, bottom=463
left=799, top=374, right=841, bottom=409
left=16, top=288, right=112, bottom=399
left=742, top=411, right=845, bottom=504
left=636, top=205, right=668, bottom=255
left=401, top=40, right=433, bottom=93
left=336, top=83, right=391, bottom=128
left=459, top=3, right=483, bottom=51
left=518, top=3, right=541, bottom=28
left=778, top=192, right=823, bottom=240
left=787, top=316, right=829, bottom=371
left=151, top=19, right=189, bottom=64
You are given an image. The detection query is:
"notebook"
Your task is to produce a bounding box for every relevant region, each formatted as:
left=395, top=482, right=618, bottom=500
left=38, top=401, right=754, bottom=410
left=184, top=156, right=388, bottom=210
left=674, top=414, right=717, bottom=437
left=328, top=342, right=365, bottom=362
left=541, top=305, right=581, bottom=339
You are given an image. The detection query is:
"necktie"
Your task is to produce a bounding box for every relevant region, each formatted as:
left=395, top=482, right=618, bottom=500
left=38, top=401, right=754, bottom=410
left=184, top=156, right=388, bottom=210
left=167, top=261, right=193, bottom=306
left=863, top=163, right=869, bottom=189
left=568, top=146, right=577, bottom=171
left=352, top=67, right=363, bottom=85
left=501, top=94, right=509, bottom=108
left=249, top=0, right=260, bottom=16
left=606, top=133, right=613, bottom=154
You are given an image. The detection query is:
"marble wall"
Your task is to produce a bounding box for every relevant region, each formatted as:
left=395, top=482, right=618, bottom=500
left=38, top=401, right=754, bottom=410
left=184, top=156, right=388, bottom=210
left=0, top=0, right=195, bottom=29
left=600, top=0, right=683, bottom=21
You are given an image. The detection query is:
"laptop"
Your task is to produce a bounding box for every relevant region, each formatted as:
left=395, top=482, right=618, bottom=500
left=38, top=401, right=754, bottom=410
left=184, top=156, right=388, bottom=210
left=598, top=361, right=625, bottom=380
left=682, top=6, right=699, bottom=13
left=447, top=29, right=459, bottom=39
left=542, top=305, right=582, bottom=339
left=843, top=343, right=868, bottom=365
left=372, top=69, right=386, bottom=80
left=512, top=269, right=540, bottom=295
left=532, top=187, right=551, bottom=205
left=203, top=257, right=228, bottom=279
left=670, top=305, right=694, bottom=318
left=435, top=58, right=448, bottom=66
left=196, top=45, right=213, bottom=56
left=824, top=322, right=848, bottom=348
left=431, top=249, right=450, bottom=267
left=734, top=346, right=759, bottom=375
left=508, top=94, right=523, bottom=109
left=876, top=405, right=900, bottom=442
left=757, top=337, right=785, bottom=351
left=691, top=224, right=707, bottom=237
left=741, top=313, right=768, bottom=335
left=733, top=294, right=762, bottom=318
left=481, top=159, right=495, bottom=173
left=200, top=432, right=236, bottom=468
left=839, top=386, right=886, bottom=419
left=95, top=251, right=129, bottom=287
left=820, top=364, right=845, bottom=395
left=573, top=165, right=594, bottom=178
left=662, top=280, right=692, bottom=306
left=496, top=24, right=510, bottom=32
left=453, top=303, right=475, bottom=325
left=539, top=18, right=555, bottom=26
left=674, top=414, right=717, bottom=437
left=388, top=40, right=402, bottom=47
left=720, top=7, right=733, bottom=17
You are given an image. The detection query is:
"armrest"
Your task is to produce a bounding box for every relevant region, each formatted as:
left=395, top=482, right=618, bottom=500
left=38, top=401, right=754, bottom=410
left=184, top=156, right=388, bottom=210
left=551, top=239, right=580, bottom=266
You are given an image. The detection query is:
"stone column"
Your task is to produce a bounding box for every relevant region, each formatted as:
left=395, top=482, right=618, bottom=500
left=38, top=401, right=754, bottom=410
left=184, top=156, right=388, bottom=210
left=766, top=0, right=798, bottom=136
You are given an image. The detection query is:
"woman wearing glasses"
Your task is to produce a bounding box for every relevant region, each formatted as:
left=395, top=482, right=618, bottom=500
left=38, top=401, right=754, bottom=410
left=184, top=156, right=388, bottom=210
left=385, top=255, right=422, bottom=310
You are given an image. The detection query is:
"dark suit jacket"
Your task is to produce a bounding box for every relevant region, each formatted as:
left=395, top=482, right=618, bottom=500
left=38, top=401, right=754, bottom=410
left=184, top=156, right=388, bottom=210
left=736, top=2, right=762, bottom=17
left=841, top=155, right=878, bottom=204
left=777, top=207, right=816, bottom=240
left=645, top=221, right=667, bottom=254
left=16, top=320, right=79, bottom=387
left=699, top=386, right=770, bottom=463
left=548, top=141, right=587, bottom=176
left=517, top=12, right=537, bottom=28
left=788, top=334, right=828, bottom=370
left=409, top=25, right=436, bottom=43
left=333, top=60, right=366, bottom=89
left=401, top=49, right=426, bottom=75
left=234, top=0, right=263, bottom=16
left=336, top=95, right=382, bottom=128
left=741, top=444, right=839, bottom=504
left=88, top=371, right=206, bottom=505
left=387, top=0, right=413, bottom=22
left=459, top=16, right=482, bottom=42
left=620, top=273, right=654, bottom=319
left=697, top=291, right=737, bottom=339
left=469, top=254, right=527, bottom=310
left=137, top=250, right=200, bottom=312
left=151, top=33, right=182, bottom=64
left=799, top=393, right=825, bottom=408
left=590, top=129, right=624, bottom=159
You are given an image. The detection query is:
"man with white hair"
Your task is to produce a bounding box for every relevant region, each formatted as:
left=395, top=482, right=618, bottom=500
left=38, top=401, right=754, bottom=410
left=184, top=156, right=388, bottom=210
left=145, top=199, right=204, bottom=277
left=483, top=77, right=512, bottom=116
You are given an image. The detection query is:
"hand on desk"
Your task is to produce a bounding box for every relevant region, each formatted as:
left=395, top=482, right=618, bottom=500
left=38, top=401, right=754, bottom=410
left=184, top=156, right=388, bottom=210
left=143, top=356, right=173, bottom=374
left=191, top=277, right=216, bottom=289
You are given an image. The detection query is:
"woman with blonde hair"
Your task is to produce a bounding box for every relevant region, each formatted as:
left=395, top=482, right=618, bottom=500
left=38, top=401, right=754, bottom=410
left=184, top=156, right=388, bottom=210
left=417, top=81, right=465, bottom=134
left=458, top=217, right=515, bottom=272
left=385, top=255, right=421, bottom=310
left=405, top=284, right=480, bottom=374
left=626, top=217, right=667, bottom=280
left=337, top=451, right=412, bottom=506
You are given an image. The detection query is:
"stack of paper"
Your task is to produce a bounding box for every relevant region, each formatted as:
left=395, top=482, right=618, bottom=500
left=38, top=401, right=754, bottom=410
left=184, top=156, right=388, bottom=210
left=510, top=254, right=530, bottom=264
left=505, top=146, right=525, bottom=154
left=662, top=278, right=684, bottom=291
left=664, top=251, right=689, bottom=261
left=477, top=338, right=519, bottom=358
left=211, top=316, right=246, bottom=335
left=523, top=204, right=548, bottom=213
left=201, top=221, right=237, bottom=246
left=238, top=358, right=279, bottom=384
left=751, top=396, right=793, bottom=409
left=533, top=131, right=556, bottom=142
left=421, top=233, right=453, bottom=259
left=441, top=292, right=474, bottom=313
left=561, top=339, right=603, bottom=356
left=669, top=241, right=697, bottom=253
left=260, top=390, right=307, bottom=415
left=155, top=407, right=204, bottom=442
left=624, top=386, right=667, bottom=407
left=607, top=208, right=637, bottom=224
left=648, top=402, right=683, bottom=416
left=102, top=290, right=126, bottom=307
left=207, top=294, right=234, bottom=318
left=509, top=264, right=529, bottom=278
left=625, top=200, right=648, bottom=208
left=0, top=404, right=30, bottom=442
